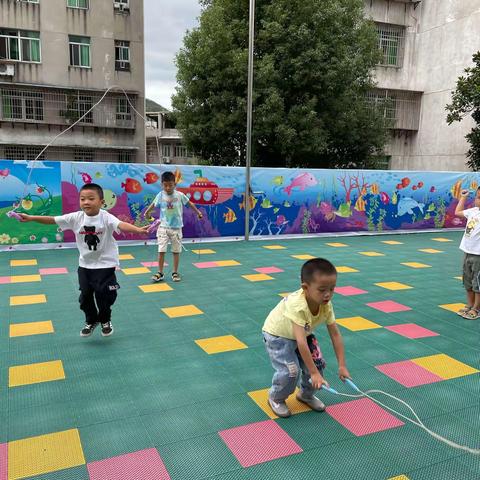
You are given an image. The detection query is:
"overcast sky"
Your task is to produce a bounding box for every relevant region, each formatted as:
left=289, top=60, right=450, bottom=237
left=144, top=0, right=201, bottom=110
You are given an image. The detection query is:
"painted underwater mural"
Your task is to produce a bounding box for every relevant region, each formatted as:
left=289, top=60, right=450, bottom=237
left=0, top=159, right=478, bottom=247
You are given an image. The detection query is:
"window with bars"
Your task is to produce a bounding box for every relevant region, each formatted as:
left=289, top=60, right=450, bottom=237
left=74, top=149, right=94, bottom=162
left=376, top=23, right=406, bottom=68
left=69, top=35, right=90, bottom=67
left=67, top=0, right=88, bottom=8
left=0, top=30, right=41, bottom=62
left=3, top=146, right=45, bottom=161
left=174, top=146, right=188, bottom=158
left=115, top=40, right=130, bottom=71
left=61, top=93, right=93, bottom=123
left=116, top=97, right=132, bottom=125
left=1, top=89, right=44, bottom=121
left=162, top=144, right=171, bottom=157
left=114, top=0, right=129, bottom=12
left=118, top=151, right=132, bottom=163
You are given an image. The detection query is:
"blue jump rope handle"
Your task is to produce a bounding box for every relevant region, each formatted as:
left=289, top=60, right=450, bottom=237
left=308, top=379, right=338, bottom=394
left=345, top=378, right=360, bottom=392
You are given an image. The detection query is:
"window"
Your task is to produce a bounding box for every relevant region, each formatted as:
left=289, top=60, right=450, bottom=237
left=74, top=149, right=94, bottom=162
left=67, top=0, right=88, bottom=8
left=0, top=30, right=41, bottom=62
left=20, top=0, right=39, bottom=3
left=115, top=40, right=130, bottom=71
left=69, top=35, right=90, bottom=67
left=162, top=144, right=171, bottom=157
left=376, top=23, right=405, bottom=68
left=114, top=0, right=129, bottom=12
left=4, top=146, right=45, bottom=161
left=118, top=151, right=132, bottom=163
left=116, top=97, right=132, bottom=125
left=1, top=89, right=44, bottom=121
left=175, top=146, right=188, bottom=158
left=62, top=93, right=93, bottom=123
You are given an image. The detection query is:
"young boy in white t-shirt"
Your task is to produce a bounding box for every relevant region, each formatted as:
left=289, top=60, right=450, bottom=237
left=19, top=183, right=149, bottom=336
left=454, top=187, right=480, bottom=320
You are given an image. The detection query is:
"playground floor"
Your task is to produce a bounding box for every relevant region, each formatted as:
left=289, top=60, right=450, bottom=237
left=0, top=231, right=479, bottom=480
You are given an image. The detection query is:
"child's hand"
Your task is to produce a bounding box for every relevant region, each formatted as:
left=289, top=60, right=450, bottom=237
left=138, top=226, right=150, bottom=234
left=338, top=366, right=351, bottom=381
left=311, top=371, right=328, bottom=390
left=461, top=189, right=470, bottom=197
left=197, top=212, right=203, bottom=219
left=18, top=213, right=30, bottom=222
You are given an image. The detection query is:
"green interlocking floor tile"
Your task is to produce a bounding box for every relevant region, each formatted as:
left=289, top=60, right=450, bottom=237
left=407, top=457, right=480, bottom=480
left=157, top=433, right=241, bottom=480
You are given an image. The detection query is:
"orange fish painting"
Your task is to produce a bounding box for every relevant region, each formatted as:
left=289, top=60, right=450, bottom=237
left=143, top=172, right=159, bottom=184
left=450, top=180, right=462, bottom=199
left=121, top=178, right=143, bottom=194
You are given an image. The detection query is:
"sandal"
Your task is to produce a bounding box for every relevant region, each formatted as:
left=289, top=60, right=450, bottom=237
left=461, top=308, right=480, bottom=320
left=151, top=272, right=164, bottom=282
left=457, top=305, right=472, bottom=316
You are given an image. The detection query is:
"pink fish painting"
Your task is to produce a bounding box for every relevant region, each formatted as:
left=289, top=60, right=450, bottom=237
left=0, top=168, right=9, bottom=178
left=284, top=173, right=317, bottom=196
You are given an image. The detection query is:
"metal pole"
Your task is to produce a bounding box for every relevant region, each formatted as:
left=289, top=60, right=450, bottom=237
left=244, top=0, right=255, bottom=241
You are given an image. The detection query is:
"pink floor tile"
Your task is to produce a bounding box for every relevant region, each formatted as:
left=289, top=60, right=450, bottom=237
left=326, top=398, right=404, bottom=436
left=375, top=360, right=443, bottom=387
left=367, top=300, right=412, bottom=313
left=254, top=266, right=284, bottom=274
left=0, top=443, right=6, bottom=480
left=141, top=261, right=167, bottom=268
left=385, top=323, right=439, bottom=339
left=0, top=277, right=10, bottom=284
left=219, top=420, right=303, bottom=467
left=87, top=448, right=170, bottom=480
left=38, top=268, right=69, bottom=275
left=335, top=286, right=368, bottom=296
left=194, top=261, right=219, bottom=269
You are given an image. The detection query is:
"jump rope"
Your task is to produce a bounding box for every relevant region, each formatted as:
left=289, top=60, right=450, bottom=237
left=5, top=90, right=479, bottom=455
left=318, top=378, right=480, bottom=455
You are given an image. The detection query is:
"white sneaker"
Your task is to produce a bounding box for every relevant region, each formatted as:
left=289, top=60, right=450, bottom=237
left=268, top=397, right=291, bottom=417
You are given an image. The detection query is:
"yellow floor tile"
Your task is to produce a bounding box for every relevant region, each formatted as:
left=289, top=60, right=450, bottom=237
left=336, top=316, right=382, bottom=331
left=412, top=354, right=479, bottom=380
left=381, top=240, right=403, bottom=245
left=431, top=238, right=453, bottom=242
left=326, top=242, right=348, bottom=247
left=242, top=274, right=274, bottom=282
left=439, top=303, right=466, bottom=313
left=248, top=388, right=311, bottom=419
left=138, top=283, right=173, bottom=293
left=8, top=429, right=85, bottom=479
left=358, top=251, right=385, bottom=257
left=191, top=249, right=216, bottom=254
left=119, top=254, right=135, bottom=260
left=278, top=292, right=290, bottom=297
left=10, top=259, right=38, bottom=267
left=10, top=294, right=47, bottom=306
left=215, top=260, right=241, bottom=267
left=454, top=276, right=462, bottom=280
left=121, top=267, right=151, bottom=275
left=263, top=245, right=286, bottom=250
left=419, top=248, right=443, bottom=254
left=9, top=360, right=65, bottom=387
left=291, top=254, right=316, bottom=260
left=388, top=476, right=410, bottom=480
left=375, top=282, right=413, bottom=291
left=336, top=266, right=359, bottom=273
left=401, top=262, right=431, bottom=269
left=10, top=274, right=42, bottom=284
left=10, top=321, right=54, bottom=338
left=162, top=304, right=204, bottom=318
left=195, top=335, right=248, bottom=354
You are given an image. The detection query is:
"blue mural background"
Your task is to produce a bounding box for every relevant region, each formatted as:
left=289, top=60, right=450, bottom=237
left=0, top=159, right=477, bottom=247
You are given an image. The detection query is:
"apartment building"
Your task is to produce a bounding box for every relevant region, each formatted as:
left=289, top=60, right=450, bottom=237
left=366, top=0, right=480, bottom=171
left=0, top=0, right=145, bottom=163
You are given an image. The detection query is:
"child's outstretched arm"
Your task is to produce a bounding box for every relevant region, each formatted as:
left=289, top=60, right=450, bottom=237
left=18, top=213, right=56, bottom=225
left=144, top=201, right=156, bottom=220
left=455, top=190, right=470, bottom=217
left=187, top=200, right=203, bottom=219
left=293, top=323, right=327, bottom=389
left=118, top=222, right=150, bottom=235
left=327, top=323, right=350, bottom=381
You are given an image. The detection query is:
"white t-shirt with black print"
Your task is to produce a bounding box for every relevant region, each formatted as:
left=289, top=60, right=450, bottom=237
left=55, top=210, right=121, bottom=268
left=460, top=207, right=480, bottom=255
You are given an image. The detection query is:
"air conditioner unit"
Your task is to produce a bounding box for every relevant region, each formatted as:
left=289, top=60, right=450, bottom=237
left=0, top=63, right=15, bottom=77
left=162, top=156, right=171, bottom=164
left=114, top=2, right=129, bottom=12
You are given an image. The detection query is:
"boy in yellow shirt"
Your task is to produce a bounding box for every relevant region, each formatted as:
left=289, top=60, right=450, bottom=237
left=262, top=258, right=350, bottom=417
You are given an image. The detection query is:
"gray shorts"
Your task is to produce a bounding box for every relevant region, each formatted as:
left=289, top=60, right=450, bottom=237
left=463, top=253, right=480, bottom=292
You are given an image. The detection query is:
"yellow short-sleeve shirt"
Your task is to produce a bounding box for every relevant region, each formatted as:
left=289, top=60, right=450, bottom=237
left=262, top=288, right=336, bottom=340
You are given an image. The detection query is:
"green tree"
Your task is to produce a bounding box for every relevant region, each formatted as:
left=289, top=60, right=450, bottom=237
left=446, top=52, right=480, bottom=171
left=173, top=0, right=386, bottom=168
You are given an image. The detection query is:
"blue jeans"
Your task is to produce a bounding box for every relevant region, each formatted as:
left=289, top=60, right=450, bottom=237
left=263, top=331, right=316, bottom=402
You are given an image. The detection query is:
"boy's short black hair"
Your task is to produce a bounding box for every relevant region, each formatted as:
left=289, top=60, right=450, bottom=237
left=79, top=183, right=104, bottom=200
left=301, top=258, right=337, bottom=283
left=161, top=171, right=175, bottom=183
